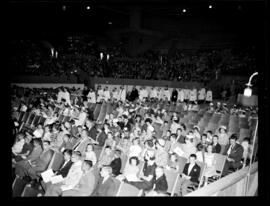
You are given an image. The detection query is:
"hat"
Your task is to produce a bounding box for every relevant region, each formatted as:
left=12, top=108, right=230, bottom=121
left=193, top=126, right=200, bottom=131
left=157, top=138, right=166, bottom=147
left=186, top=134, right=194, bottom=139
left=219, top=125, right=227, bottom=131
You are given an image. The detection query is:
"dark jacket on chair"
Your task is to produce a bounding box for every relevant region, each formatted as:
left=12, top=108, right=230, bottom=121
left=153, top=174, right=168, bottom=193
left=55, top=160, right=73, bottom=178
left=32, top=149, right=54, bottom=172
left=182, top=163, right=201, bottom=183
left=212, top=143, right=221, bottom=153
left=223, top=143, right=244, bottom=168
left=110, top=157, right=122, bottom=176
left=92, top=176, right=117, bottom=196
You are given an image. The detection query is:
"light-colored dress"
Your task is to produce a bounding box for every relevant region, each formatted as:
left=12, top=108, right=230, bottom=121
left=85, top=151, right=97, bottom=166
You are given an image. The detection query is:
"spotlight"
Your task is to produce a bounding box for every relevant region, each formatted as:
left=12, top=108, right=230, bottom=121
left=86, top=6, right=90, bottom=10
left=209, top=5, right=212, bottom=9
left=182, top=9, right=186, bottom=13
left=62, top=5, right=66, bottom=11
left=108, top=22, right=112, bottom=25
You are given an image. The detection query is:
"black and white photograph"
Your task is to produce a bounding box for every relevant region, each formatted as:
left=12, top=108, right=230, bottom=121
left=9, top=0, right=267, bottom=197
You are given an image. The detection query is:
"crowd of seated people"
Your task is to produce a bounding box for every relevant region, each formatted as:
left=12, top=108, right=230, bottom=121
left=11, top=39, right=257, bottom=84
left=11, top=84, right=258, bottom=196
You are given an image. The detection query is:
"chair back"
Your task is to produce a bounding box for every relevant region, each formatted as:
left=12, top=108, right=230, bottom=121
left=47, top=151, right=65, bottom=171
left=196, top=161, right=206, bottom=188
left=164, top=169, right=179, bottom=194
left=120, top=154, right=128, bottom=173
left=177, top=156, right=188, bottom=173
left=115, top=182, right=143, bottom=196
left=18, top=112, right=25, bottom=122
left=213, top=153, right=227, bottom=177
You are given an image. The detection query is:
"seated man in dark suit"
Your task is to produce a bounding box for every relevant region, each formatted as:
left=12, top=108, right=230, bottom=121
left=222, top=134, right=244, bottom=176
left=146, top=166, right=168, bottom=196
left=110, top=150, right=122, bottom=176
left=178, top=154, right=201, bottom=196
left=40, top=149, right=73, bottom=191
left=92, top=166, right=117, bottom=196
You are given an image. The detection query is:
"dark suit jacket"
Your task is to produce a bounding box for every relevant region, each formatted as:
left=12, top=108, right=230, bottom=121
left=55, top=160, right=73, bottom=178
left=212, top=143, right=221, bottom=153
left=92, top=176, right=117, bottom=196
left=223, top=143, right=244, bottom=166
left=32, top=149, right=54, bottom=172
left=88, top=126, right=98, bottom=141
left=153, top=174, right=168, bottom=193
left=183, top=163, right=201, bottom=183
left=96, top=131, right=107, bottom=147
left=110, top=157, right=122, bottom=176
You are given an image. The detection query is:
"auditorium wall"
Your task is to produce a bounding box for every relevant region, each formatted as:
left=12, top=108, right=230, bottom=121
left=11, top=75, right=203, bottom=91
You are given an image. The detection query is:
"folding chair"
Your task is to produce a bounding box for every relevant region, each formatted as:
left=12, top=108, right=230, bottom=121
left=207, top=154, right=227, bottom=184
left=164, top=169, right=179, bottom=196
left=25, top=113, right=36, bottom=127
left=93, top=103, right=102, bottom=121
left=18, top=111, right=25, bottom=122
left=57, top=114, right=64, bottom=123
left=32, top=115, right=41, bottom=128
left=47, top=151, right=65, bottom=171
left=38, top=116, right=46, bottom=126
left=115, top=182, right=143, bottom=196
left=62, top=116, right=71, bottom=123
left=12, top=175, right=28, bottom=197
left=186, top=161, right=206, bottom=193
left=177, top=156, right=188, bottom=174
left=120, top=154, right=129, bottom=174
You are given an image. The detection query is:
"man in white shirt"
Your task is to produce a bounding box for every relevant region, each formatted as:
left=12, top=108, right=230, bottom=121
left=150, top=87, right=157, bottom=99
left=170, top=117, right=180, bottom=134
left=74, top=107, right=87, bottom=126
left=189, top=88, right=197, bottom=103
left=57, top=88, right=65, bottom=103
left=112, top=87, right=119, bottom=102
left=44, top=151, right=83, bottom=196
left=119, top=86, right=126, bottom=102
left=62, top=88, right=71, bottom=106
left=206, top=89, right=213, bottom=103
left=97, top=86, right=104, bottom=102
left=178, top=89, right=185, bottom=102
left=178, top=154, right=201, bottom=196
left=87, top=88, right=96, bottom=104
left=103, top=87, right=111, bottom=102
left=198, top=88, right=206, bottom=104
left=184, top=88, right=190, bottom=103
left=164, top=87, right=170, bottom=101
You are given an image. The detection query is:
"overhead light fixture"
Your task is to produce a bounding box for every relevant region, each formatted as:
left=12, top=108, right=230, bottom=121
left=209, top=5, right=213, bottom=9
left=182, top=9, right=186, bottom=13
left=244, top=72, right=258, bottom=97
left=86, top=6, right=91, bottom=10
left=62, top=5, right=66, bottom=11
left=108, top=22, right=112, bottom=25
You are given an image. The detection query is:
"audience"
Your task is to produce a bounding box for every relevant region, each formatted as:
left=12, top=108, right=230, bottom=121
left=11, top=83, right=257, bottom=196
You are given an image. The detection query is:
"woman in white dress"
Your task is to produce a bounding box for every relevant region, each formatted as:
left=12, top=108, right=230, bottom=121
left=116, top=156, right=140, bottom=182
left=84, top=144, right=97, bottom=166
left=203, top=144, right=216, bottom=186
